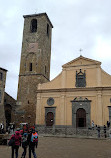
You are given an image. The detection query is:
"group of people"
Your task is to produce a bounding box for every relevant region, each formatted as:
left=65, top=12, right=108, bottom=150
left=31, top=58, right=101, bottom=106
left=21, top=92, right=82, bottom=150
left=9, top=128, right=38, bottom=158
left=97, top=125, right=107, bottom=138
left=7, top=123, right=15, bottom=134
left=92, top=120, right=111, bottom=138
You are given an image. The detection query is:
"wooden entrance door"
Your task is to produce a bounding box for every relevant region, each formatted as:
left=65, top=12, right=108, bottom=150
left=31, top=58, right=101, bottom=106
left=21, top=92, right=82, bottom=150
left=46, top=112, right=54, bottom=126
left=76, top=108, right=86, bottom=128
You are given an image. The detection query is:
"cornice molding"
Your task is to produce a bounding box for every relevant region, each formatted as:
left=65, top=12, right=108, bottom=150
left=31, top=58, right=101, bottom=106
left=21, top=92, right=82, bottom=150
left=37, top=87, right=111, bottom=93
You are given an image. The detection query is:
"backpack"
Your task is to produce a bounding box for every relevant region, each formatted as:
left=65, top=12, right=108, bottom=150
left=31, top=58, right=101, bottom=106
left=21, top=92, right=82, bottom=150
left=22, top=133, right=28, bottom=147
left=8, top=138, right=15, bottom=146
left=31, top=132, right=38, bottom=143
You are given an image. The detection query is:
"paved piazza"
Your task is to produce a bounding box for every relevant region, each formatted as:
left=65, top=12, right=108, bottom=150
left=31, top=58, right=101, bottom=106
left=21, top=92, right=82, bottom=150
left=0, top=136, right=111, bottom=158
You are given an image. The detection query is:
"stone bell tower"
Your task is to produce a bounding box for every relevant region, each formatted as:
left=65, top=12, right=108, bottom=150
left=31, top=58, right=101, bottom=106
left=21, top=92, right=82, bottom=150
left=16, top=13, right=53, bottom=125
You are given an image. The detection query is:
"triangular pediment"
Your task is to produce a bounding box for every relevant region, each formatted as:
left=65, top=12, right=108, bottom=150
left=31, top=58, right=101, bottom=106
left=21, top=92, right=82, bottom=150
left=62, top=55, right=101, bottom=68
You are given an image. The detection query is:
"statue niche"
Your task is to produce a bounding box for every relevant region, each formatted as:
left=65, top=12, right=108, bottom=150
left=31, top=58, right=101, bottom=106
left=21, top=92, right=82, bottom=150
left=75, top=69, right=86, bottom=87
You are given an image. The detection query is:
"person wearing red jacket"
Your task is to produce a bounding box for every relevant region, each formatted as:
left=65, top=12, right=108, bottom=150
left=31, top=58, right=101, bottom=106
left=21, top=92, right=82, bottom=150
left=10, top=131, right=22, bottom=158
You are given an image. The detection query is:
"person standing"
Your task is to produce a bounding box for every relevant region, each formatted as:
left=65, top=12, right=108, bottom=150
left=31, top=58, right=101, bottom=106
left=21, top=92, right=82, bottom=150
left=1, top=123, right=4, bottom=134
left=9, top=131, right=22, bottom=158
left=92, top=120, right=94, bottom=130
left=13, top=123, right=15, bottom=132
left=27, top=128, right=38, bottom=158
left=97, top=126, right=100, bottom=138
left=21, top=132, right=28, bottom=158
left=107, top=121, right=110, bottom=128
left=10, top=124, right=14, bottom=134
left=104, top=125, right=107, bottom=138
left=108, top=121, right=110, bottom=128
left=109, top=128, right=111, bottom=138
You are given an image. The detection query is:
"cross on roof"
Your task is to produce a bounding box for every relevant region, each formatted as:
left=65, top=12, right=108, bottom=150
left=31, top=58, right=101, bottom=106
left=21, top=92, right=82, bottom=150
left=79, top=48, right=83, bottom=56
left=35, top=10, right=38, bottom=14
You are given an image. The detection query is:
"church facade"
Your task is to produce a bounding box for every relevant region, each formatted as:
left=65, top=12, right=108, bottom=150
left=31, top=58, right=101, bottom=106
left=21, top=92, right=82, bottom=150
left=36, top=56, right=111, bottom=128
left=16, top=12, right=111, bottom=128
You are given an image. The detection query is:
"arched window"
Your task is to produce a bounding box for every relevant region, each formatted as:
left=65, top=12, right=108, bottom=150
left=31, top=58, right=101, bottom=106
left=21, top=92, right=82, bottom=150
left=30, top=19, right=37, bottom=33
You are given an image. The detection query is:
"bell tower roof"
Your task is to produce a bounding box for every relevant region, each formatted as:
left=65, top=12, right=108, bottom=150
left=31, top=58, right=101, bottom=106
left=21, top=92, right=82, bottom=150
left=23, top=12, right=53, bottom=28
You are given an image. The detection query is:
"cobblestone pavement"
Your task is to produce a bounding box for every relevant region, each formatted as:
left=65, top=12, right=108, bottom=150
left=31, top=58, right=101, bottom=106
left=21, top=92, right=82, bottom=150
left=0, top=136, right=111, bottom=158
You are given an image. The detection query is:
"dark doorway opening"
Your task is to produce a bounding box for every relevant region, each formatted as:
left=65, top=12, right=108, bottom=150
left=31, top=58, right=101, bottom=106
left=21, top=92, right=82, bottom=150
left=46, top=112, right=54, bottom=126
left=76, top=108, right=86, bottom=128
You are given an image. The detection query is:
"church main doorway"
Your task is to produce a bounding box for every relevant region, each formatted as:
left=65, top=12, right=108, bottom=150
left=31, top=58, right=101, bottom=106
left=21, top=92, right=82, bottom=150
left=71, top=97, right=91, bottom=128
left=76, top=108, right=86, bottom=128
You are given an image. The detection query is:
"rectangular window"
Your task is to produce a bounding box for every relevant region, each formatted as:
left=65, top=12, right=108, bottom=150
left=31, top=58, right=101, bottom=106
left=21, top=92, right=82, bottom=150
left=29, top=63, right=32, bottom=71
left=47, top=24, right=49, bottom=36
left=78, top=77, right=84, bottom=87
left=0, top=72, right=3, bottom=80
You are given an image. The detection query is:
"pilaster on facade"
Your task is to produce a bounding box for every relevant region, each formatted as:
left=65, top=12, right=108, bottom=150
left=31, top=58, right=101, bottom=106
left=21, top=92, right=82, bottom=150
left=96, top=90, right=103, bottom=125
left=36, top=93, right=41, bottom=125
left=61, top=69, right=66, bottom=88
left=60, top=93, right=66, bottom=125
left=97, top=67, right=102, bottom=87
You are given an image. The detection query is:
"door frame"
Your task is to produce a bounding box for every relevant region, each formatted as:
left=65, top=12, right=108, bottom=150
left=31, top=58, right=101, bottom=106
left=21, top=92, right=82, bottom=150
left=45, top=107, right=56, bottom=127
left=71, top=97, right=91, bottom=128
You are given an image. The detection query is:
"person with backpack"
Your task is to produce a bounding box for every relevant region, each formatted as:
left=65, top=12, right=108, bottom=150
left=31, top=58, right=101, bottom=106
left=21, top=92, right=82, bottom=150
left=9, top=130, right=22, bottom=158
left=27, top=128, right=38, bottom=158
left=21, top=132, right=28, bottom=158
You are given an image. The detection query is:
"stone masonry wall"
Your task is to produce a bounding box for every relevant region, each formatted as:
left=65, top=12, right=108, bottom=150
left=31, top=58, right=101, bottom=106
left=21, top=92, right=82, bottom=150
left=0, top=68, right=7, bottom=128
left=17, top=13, right=53, bottom=126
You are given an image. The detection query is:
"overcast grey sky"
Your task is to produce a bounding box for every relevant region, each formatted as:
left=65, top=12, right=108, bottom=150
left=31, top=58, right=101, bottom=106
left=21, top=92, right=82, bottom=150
left=0, top=0, right=111, bottom=99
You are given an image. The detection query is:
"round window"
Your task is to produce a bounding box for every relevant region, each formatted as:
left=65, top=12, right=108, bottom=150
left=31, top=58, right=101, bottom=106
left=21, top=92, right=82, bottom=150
left=47, top=98, right=54, bottom=106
